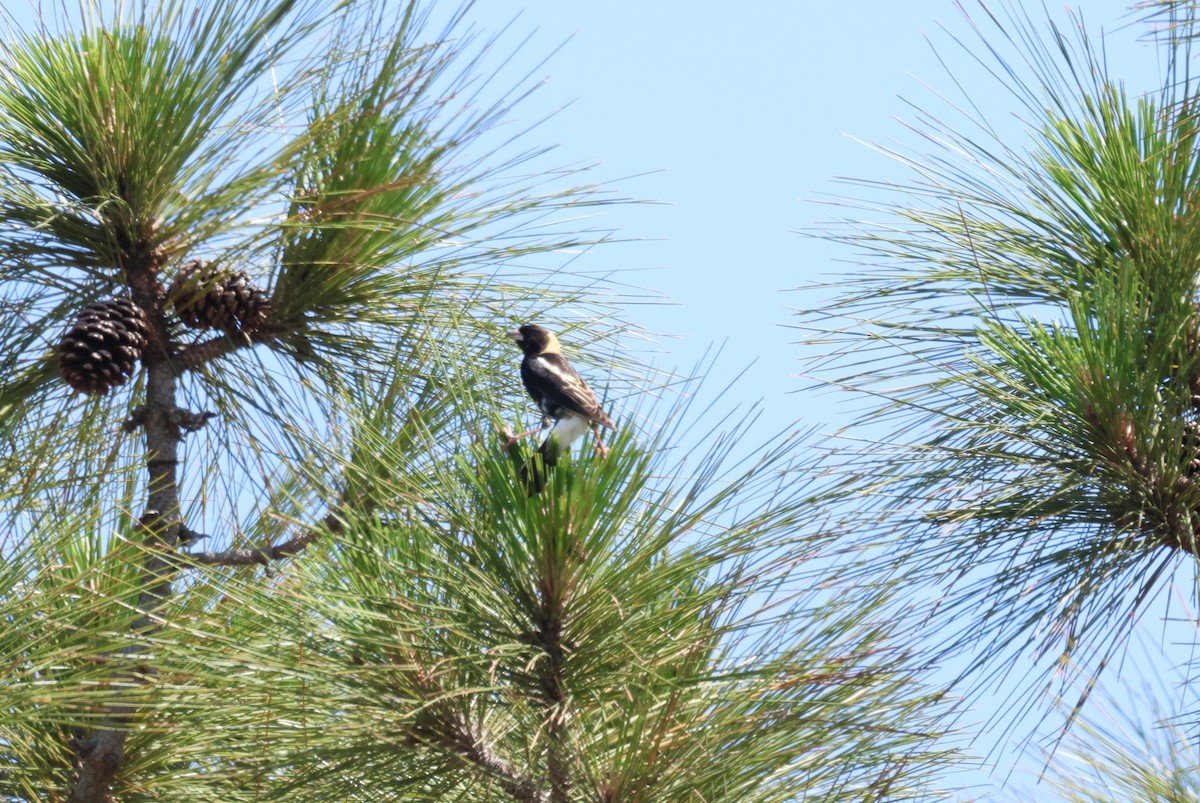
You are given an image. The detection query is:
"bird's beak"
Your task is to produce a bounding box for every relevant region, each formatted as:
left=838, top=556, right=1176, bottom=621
left=505, top=329, right=521, bottom=343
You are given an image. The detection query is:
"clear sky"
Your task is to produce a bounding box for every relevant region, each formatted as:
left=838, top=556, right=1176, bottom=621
left=3, top=0, right=1184, bottom=797
left=465, top=1, right=977, bottom=409
left=463, top=0, right=1163, bottom=430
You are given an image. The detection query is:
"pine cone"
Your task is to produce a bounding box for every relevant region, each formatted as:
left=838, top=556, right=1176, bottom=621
left=168, top=260, right=271, bottom=335
left=58, top=298, right=150, bottom=395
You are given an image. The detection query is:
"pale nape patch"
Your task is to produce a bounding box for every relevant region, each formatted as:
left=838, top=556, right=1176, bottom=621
left=541, top=330, right=563, bottom=355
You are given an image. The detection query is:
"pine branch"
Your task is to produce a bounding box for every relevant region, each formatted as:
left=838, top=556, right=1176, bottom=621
left=441, top=710, right=548, bottom=803
left=802, top=0, right=1200, bottom=753
left=400, top=646, right=549, bottom=801
left=185, top=513, right=342, bottom=567
left=174, top=331, right=269, bottom=372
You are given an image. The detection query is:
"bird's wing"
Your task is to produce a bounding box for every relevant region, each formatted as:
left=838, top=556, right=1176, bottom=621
left=524, top=353, right=615, bottom=429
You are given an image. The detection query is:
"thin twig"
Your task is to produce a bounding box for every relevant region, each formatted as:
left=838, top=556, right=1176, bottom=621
left=184, top=513, right=342, bottom=567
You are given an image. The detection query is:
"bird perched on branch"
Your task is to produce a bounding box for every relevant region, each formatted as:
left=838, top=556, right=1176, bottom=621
left=506, top=324, right=615, bottom=491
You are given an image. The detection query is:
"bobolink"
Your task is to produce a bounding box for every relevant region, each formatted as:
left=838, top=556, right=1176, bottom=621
left=506, top=324, right=615, bottom=472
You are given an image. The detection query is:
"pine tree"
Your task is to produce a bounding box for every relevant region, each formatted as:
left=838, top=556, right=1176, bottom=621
left=804, top=0, right=1200, bottom=784
left=0, top=1, right=956, bottom=801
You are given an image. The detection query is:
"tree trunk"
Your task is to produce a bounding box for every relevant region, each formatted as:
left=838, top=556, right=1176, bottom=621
left=69, top=255, right=183, bottom=803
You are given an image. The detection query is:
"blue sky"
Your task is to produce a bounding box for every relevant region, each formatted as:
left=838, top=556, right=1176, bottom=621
left=467, top=1, right=970, bottom=409
left=464, top=0, right=1161, bottom=428
left=4, top=0, right=1186, bottom=797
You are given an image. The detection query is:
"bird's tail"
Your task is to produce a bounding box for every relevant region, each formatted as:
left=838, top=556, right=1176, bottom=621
left=520, top=430, right=571, bottom=496
left=517, top=415, right=591, bottom=496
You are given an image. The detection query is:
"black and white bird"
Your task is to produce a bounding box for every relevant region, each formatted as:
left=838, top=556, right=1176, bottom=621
left=506, top=324, right=615, bottom=472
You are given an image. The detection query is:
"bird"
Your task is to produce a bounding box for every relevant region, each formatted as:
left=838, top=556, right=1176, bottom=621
left=505, top=324, right=615, bottom=490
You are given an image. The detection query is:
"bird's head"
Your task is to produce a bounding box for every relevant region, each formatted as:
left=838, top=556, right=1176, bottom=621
left=506, top=324, right=562, bottom=356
